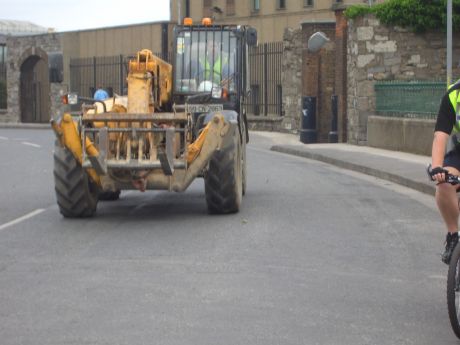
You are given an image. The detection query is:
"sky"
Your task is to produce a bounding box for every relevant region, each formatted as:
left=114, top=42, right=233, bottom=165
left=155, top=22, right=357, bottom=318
left=0, top=0, right=171, bottom=32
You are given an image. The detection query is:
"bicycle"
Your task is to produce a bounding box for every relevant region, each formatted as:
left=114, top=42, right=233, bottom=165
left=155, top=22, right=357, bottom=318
left=427, top=164, right=460, bottom=338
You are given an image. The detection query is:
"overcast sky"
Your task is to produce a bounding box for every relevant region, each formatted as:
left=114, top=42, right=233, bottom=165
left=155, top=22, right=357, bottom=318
left=0, top=0, right=171, bottom=32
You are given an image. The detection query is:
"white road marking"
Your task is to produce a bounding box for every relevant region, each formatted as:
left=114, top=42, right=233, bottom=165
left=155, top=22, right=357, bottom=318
left=0, top=136, right=8, bottom=140
left=21, top=141, right=41, bottom=148
left=0, top=208, right=46, bottom=232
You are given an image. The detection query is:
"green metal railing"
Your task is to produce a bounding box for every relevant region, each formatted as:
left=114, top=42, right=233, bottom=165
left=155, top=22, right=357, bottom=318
left=375, top=81, right=447, bottom=119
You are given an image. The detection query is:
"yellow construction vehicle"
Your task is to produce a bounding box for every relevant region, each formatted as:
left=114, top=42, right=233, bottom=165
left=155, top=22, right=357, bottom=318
left=51, top=19, right=257, bottom=217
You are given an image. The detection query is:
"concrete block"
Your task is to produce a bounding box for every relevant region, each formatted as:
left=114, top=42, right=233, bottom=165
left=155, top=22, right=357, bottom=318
left=367, top=116, right=435, bottom=155
left=403, top=118, right=435, bottom=155
left=367, top=116, right=404, bottom=151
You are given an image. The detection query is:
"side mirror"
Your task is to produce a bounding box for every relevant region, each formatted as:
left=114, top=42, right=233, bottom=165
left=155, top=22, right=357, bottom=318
left=246, top=28, right=258, bottom=47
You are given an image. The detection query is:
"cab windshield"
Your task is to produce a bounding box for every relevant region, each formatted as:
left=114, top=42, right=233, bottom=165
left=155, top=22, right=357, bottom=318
left=175, top=29, right=237, bottom=94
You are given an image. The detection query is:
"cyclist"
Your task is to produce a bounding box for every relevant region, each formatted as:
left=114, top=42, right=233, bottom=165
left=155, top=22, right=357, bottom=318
left=430, top=79, right=460, bottom=264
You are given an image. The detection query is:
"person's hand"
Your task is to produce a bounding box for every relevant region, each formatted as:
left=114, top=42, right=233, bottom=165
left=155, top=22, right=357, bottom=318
left=430, top=166, right=449, bottom=183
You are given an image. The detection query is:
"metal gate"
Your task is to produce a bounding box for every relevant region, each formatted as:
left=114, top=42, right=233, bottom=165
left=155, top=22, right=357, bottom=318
left=70, top=52, right=171, bottom=98
left=69, top=44, right=283, bottom=117
left=70, top=55, right=128, bottom=98
left=245, top=42, right=283, bottom=117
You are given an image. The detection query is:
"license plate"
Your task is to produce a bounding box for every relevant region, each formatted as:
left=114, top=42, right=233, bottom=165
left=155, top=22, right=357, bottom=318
left=186, top=104, right=224, bottom=113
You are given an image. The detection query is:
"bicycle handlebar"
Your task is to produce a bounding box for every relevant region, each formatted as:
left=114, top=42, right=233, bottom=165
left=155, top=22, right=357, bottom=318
left=427, top=164, right=460, bottom=185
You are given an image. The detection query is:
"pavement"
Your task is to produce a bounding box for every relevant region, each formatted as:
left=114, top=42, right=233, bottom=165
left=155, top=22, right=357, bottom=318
left=0, top=122, right=435, bottom=196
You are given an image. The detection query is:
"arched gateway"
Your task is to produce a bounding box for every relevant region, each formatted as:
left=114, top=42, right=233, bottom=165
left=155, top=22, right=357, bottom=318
left=19, top=47, right=50, bottom=123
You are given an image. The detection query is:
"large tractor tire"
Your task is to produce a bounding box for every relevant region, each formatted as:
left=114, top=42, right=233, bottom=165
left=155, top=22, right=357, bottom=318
left=53, top=143, right=99, bottom=218
left=241, top=124, right=247, bottom=196
left=242, top=139, right=247, bottom=196
left=204, top=129, right=243, bottom=214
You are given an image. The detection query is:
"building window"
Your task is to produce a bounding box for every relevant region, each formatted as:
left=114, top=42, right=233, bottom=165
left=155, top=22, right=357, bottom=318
left=252, top=0, right=260, bottom=12
left=226, top=0, right=235, bottom=15
left=277, top=0, right=286, bottom=9
left=304, top=0, right=313, bottom=7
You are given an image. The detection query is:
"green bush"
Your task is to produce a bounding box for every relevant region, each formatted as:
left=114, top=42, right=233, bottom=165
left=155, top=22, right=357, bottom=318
left=0, top=80, right=6, bottom=109
left=345, top=0, right=460, bottom=33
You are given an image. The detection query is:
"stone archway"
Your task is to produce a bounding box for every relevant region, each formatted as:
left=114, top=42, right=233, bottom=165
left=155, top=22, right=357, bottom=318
left=19, top=47, right=50, bottom=123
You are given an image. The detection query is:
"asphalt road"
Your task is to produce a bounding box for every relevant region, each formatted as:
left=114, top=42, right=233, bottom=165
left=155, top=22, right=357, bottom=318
left=0, top=129, right=456, bottom=345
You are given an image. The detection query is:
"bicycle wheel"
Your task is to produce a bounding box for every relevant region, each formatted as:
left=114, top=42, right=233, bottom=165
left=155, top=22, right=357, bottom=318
left=447, top=244, right=460, bottom=338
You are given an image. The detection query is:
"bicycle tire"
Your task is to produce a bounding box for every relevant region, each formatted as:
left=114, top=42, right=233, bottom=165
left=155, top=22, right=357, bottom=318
left=447, top=244, right=460, bottom=338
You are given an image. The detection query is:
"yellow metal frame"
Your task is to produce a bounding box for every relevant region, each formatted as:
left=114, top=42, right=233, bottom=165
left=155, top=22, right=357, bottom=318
left=52, top=113, right=101, bottom=185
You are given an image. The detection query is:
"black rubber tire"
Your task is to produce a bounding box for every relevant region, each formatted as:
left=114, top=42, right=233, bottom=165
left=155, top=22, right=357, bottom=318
left=447, top=244, right=460, bottom=339
left=204, top=129, right=243, bottom=214
left=53, top=143, right=99, bottom=218
left=98, top=190, right=121, bottom=201
left=241, top=128, right=247, bottom=196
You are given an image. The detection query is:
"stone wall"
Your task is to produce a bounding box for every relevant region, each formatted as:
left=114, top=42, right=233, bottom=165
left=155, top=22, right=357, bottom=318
left=5, top=33, right=68, bottom=123
left=347, top=14, right=460, bottom=144
left=281, top=28, right=304, bottom=133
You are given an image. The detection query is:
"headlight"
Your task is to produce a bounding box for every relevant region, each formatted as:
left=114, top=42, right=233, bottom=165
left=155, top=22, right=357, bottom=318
left=212, top=86, right=222, bottom=99
left=67, top=93, right=78, bottom=105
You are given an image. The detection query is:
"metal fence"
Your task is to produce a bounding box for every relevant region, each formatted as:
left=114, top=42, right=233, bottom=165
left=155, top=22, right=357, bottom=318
left=70, top=52, right=171, bottom=98
left=375, top=81, right=447, bottom=119
left=245, top=42, right=283, bottom=117
left=0, top=62, right=6, bottom=109
left=69, top=43, right=284, bottom=117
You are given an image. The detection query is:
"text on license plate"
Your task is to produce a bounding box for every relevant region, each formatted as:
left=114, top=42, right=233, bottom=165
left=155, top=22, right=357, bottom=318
left=186, top=104, right=224, bottom=113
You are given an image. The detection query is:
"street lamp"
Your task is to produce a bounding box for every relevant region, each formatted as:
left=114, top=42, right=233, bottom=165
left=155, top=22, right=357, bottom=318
left=447, top=0, right=452, bottom=86
left=307, top=32, right=330, bottom=53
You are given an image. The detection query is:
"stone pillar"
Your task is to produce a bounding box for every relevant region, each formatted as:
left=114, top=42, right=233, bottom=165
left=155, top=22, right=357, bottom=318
left=334, top=6, right=348, bottom=142
left=281, top=28, right=304, bottom=132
